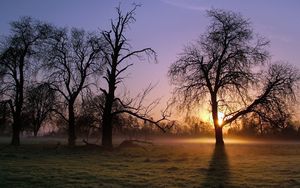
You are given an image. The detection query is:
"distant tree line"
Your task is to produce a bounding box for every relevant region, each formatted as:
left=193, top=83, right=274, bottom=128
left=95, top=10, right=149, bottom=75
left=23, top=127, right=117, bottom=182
left=227, top=113, right=300, bottom=139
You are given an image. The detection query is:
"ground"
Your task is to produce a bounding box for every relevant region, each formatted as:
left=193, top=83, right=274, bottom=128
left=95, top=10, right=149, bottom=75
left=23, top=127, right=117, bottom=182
left=0, top=137, right=300, bottom=187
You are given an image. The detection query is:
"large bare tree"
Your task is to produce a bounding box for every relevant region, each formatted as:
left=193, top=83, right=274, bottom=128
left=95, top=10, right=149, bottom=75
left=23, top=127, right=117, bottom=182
left=0, top=17, right=52, bottom=145
left=169, top=9, right=299, bottom=145
left=43, top=27, right=103, bottom=146
left=99, top=5, right=171, bottom=149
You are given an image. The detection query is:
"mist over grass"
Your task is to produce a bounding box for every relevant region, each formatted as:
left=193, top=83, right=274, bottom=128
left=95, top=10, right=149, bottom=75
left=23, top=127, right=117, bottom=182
left=1, top=137, right=300, bottom=187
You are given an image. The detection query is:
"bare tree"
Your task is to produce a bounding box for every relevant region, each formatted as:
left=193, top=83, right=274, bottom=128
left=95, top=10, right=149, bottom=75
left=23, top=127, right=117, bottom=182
left=0, top=17, right=52, bottom=145
left=169, top=9, right=300, bottom=145
left=24, top=82, right=56, bottom=136
left=99, top=5, right=171, bottom=149
left=42, top=27, right=103, bottom=146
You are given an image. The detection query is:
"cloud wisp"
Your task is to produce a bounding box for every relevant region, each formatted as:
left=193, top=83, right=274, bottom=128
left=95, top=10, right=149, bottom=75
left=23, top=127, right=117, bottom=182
left=161, top=0, right=208, bottom=11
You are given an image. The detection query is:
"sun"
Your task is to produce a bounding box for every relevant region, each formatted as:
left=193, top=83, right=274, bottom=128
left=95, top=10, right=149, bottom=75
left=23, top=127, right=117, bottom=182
left=198, top=108, right=226, bottom=127
left=217, top=112, right=225, bottom=126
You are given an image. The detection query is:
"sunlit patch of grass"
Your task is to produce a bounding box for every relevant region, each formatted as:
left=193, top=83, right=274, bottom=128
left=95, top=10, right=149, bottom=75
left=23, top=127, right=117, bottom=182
left=0, top=137, right=300, bottom=187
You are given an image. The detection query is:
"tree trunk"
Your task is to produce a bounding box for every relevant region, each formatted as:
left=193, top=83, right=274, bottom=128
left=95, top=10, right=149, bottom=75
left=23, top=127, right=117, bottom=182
left=101, top=113, right=113, bottom=149
left=101, top=57, right=117, bottom=149
left=101, top=91, right=114, bottom=149
left=33, top=121, right=38, bottom=137
left=11, top=120, right=20, bottom=146
left=215, top=126, right=224, bottom=145
left=11, top=52, right=25, bottom=146
left=33, top=129, right=38, bottom=137
left=68, top=103, right=76, bottom=146
left=210, top=93, right=224, bottom=145
left=11, top=101, right=22, bottom=146
left=101, top=82, right=116, bottom=149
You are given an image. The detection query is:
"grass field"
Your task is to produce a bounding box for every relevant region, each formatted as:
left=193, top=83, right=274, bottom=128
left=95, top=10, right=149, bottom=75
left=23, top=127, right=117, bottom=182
left=0, top=137, right=300, bottom=187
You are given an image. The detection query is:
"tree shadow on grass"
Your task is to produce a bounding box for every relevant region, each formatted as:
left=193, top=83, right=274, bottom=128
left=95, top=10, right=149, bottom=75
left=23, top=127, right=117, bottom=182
left=200, top=145, right=230, bottom=188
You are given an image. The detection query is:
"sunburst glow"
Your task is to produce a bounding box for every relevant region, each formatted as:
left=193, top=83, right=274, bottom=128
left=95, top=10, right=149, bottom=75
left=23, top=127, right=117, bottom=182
left=218, top=112, right=225, bottom=126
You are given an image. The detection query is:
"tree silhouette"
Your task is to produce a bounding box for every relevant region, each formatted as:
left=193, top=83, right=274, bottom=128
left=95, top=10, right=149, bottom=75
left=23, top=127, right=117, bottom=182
left=0, top=17, right=52, bottom=145
left=24, top=82, right=56, bottom=136
left=42, top=27, right=103, bottom=146
left=99, top=5, right=171, bottom=149
left=169, top=9, right=300, bottom=145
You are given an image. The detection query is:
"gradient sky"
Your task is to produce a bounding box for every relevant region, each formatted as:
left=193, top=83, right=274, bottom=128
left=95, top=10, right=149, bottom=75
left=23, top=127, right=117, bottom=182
left=1, top=0, right=300, bottom=118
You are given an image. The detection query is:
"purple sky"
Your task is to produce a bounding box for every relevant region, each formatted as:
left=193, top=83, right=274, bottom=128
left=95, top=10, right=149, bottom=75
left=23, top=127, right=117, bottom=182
left=1, top=0, right=300, bottom=117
